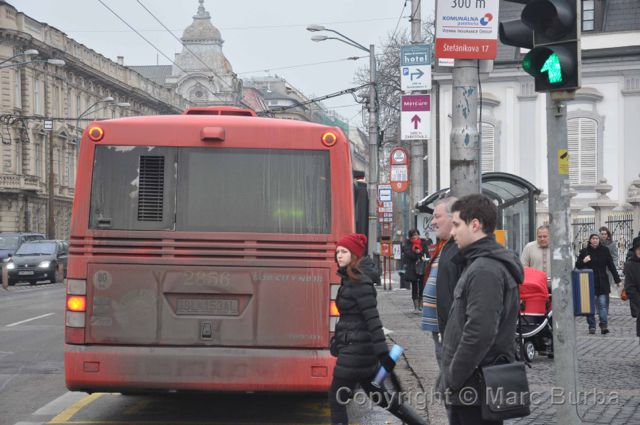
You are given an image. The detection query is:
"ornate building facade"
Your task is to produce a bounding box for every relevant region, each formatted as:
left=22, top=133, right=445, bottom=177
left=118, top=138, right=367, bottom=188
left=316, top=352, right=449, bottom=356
left=0, top=1, right=186, bottom=237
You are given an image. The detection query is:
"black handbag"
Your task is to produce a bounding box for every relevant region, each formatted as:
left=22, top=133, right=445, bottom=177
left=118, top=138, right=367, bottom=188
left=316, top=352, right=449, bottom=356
left=479, top=360, right=531, bottom=421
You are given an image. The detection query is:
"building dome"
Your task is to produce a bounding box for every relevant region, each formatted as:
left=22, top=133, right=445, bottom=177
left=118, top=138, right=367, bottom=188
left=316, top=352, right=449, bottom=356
left=181, top=0, right=222, bottom=43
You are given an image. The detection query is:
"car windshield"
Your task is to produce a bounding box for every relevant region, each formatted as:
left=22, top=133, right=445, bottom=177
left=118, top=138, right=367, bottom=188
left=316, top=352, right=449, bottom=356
left=0, top=236, right=19, bottom=250
left=15, top=242, right=56, bottom=256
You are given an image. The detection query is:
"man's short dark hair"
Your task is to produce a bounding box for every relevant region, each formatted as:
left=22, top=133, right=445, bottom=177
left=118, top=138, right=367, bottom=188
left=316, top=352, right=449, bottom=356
left=451, top=194, right=497, bottom=234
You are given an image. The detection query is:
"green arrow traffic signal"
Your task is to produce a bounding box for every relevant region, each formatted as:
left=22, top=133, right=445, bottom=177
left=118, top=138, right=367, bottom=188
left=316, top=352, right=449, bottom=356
left=523, top=44, right=577, bottom=91
left=540, top=53, right=563, bottom=84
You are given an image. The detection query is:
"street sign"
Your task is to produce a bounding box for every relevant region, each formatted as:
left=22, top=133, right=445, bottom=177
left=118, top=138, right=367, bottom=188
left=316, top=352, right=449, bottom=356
left=401, top=65, right=431, bottom=91
left=400, top=44, right=432, bottom=67
left=377, top=184, right=393, bottom=223
left=44, top=120, right=53, bottom=130
left=389, top=147, right=410, bottom=193
left=435, top=0, right=500, bottom=59
left=378, top=185, right=392, bottom=202
left=400, top=44, right=432, bottom=91
left=400, top=95, right=430, bottom=140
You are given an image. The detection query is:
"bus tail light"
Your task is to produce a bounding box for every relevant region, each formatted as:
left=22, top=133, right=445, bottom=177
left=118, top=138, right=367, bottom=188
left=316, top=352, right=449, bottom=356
left=66, top=279, right=87, bottom=343
left=67, top=295, right=86, bottom=312
left=330, top=300, right=340, bottom=317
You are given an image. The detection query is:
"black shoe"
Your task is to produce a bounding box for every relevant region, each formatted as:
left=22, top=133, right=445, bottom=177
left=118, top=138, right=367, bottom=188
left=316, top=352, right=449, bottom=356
left=389, top=403, right=429, bottom=425
left=589, top=328, right=596, bottom=334
left=601, top=327, right=609, bottom=335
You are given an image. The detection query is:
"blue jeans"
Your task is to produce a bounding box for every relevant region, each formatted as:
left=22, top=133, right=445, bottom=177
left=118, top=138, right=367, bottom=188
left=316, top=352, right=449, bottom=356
left=586, top=294, right=609, bottom=329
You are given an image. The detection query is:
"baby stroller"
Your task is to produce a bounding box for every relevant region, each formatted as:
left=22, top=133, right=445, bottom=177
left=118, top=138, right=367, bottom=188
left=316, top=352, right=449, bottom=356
left=517, top=267, right=553, bottom=362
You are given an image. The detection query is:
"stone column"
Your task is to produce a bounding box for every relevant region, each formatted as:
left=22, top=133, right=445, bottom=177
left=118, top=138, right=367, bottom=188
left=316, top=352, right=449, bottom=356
left=588, top=178, right=618, bottom=230
left=627, top=174, right=640, bottom=237
left=536, top=191, right=549, bottom=226
left=569, top=188, right=582, bottom=218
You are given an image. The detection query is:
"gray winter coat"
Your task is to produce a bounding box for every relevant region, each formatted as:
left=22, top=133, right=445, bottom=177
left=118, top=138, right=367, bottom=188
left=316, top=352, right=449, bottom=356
left=442, top=236, right=524, bottom=406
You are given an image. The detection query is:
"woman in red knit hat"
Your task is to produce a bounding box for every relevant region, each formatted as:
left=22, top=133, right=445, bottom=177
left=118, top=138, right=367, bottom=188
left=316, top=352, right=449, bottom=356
left=329, top=233, right=426, bottom=425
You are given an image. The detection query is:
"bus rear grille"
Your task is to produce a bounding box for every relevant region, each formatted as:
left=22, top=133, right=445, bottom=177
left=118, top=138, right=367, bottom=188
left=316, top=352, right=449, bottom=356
left=137, top=156, right=164, bottom=222
left=69, top=237, right=334, bottom=261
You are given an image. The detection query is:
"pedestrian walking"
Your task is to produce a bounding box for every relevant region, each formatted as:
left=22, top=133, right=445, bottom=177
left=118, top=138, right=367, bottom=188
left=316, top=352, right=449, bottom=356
left=403, top=229, right=429, bottom=313
left=623, top=236, right=640, bottom=344
left=575, top=233, right=621, bottom=334
left=421, top=197, right=461, bottom=372
left=441, top=194, right=524, bottom=425
left=330, top=233, right=427, bottom=425
left=520, top=225, right=551, bottom=282
left=599, top=226, right=621, bottom=296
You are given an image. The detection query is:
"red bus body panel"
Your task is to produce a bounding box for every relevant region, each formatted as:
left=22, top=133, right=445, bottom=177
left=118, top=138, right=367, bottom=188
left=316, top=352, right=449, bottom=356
left=65, top=113, right=354, bottom=393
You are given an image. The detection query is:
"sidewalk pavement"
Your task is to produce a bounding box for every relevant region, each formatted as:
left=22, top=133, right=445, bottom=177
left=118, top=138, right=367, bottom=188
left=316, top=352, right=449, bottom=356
left=375, top=272, right=640, bottom=425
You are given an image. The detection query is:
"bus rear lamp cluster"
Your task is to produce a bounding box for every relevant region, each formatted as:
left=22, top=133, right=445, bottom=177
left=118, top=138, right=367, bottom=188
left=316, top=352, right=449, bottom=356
left=88, top=126, right=104, bottom=142
left=330, top=284, right=340, bottom=333
left=66, top=279, right=87, bottom=328
left=321, top=131, right=337, bottom=147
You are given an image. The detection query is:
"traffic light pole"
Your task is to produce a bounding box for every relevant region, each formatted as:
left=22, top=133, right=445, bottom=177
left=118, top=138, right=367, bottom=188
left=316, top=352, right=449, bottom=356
left=450, top=59, right=481, bottom=197
left=546, top=93, right=581, bottom=425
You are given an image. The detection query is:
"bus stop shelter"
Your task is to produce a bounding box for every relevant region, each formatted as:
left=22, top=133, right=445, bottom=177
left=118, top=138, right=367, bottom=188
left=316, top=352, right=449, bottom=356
left=416, top=172, right=541, bottom=255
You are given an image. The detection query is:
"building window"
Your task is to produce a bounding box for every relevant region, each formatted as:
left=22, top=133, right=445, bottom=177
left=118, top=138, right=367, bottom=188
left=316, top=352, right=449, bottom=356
left=76, top=94, right=81, bottom=117
left=14, top=69, right=22, bottom=109
left=582, top=0, right=595, bottom=31
left=34, top=77, right=41, bottom=115
left=568, top=117, right=597, bottom=185
left=481, top=122, right=495, bottom=173
left=35, top=143, right=42, bottom=177
left=67, top=148, right=75, bottom=188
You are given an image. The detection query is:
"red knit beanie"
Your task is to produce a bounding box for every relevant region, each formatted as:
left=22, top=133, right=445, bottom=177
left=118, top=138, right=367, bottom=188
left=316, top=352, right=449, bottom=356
left=336, top=233, right=367, bottom=258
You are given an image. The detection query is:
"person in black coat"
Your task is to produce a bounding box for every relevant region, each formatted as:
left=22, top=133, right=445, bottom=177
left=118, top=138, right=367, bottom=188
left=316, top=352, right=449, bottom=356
left=623, top=236, right=640, bottom=343
left=575, top=233, right=621, bottom=334
left=330, top=233, right=426, bottom=425
left=402, top=229, right=429, bottom=313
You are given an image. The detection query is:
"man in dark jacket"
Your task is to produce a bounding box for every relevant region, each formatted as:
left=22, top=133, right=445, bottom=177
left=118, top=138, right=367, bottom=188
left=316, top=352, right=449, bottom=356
left=623, top=236, right=640, bottom=343
left=442, top=194, right=524, bottom=425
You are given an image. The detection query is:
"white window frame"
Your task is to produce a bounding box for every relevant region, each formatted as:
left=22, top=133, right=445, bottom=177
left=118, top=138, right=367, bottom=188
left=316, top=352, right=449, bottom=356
left=567, top=113, right=603, bottom=188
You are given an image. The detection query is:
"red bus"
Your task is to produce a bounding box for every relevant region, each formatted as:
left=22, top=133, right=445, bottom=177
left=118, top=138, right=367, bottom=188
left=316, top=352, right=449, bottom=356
left=64, top=106, right=366, bottom=393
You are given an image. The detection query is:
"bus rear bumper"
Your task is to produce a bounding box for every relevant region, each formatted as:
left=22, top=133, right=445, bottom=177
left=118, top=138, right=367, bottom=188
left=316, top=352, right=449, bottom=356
left=65, top=345, right=335, bottom=393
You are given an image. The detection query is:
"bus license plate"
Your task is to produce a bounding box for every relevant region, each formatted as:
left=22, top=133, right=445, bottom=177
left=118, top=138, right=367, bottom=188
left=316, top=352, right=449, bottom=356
left=176, top=298, right=239, bottom=316
left=18, top=271, right=35, bottom=275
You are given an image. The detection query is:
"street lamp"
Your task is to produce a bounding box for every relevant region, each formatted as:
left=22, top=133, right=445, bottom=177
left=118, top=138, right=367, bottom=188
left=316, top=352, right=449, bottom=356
left=308, top=25, right=380, bottom=258
left=75, top=97, right=130, bottom=143
left=0, top=57, right=65, bottom=70
left=0, top=49, right=39, bottom=66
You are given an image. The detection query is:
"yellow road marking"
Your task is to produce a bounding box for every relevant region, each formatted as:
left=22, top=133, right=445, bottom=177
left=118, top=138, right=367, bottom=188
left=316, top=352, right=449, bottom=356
left=49, top=393, right=105, bottom=423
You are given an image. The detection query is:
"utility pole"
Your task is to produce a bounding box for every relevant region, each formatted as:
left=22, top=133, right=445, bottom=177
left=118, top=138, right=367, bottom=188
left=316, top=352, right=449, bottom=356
left=44, top=70, right=56, bottom=239
left=547, top=93, right=581, bottom=424
left=410, top=0, right=425, bottom=218
left=449, top=59, right=480, bottom=197
left=367, top=44, right=379, bottom=257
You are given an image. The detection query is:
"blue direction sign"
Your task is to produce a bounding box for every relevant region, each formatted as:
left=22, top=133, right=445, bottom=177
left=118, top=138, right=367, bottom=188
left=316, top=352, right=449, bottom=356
left=400, top=44, right=432, bottom=66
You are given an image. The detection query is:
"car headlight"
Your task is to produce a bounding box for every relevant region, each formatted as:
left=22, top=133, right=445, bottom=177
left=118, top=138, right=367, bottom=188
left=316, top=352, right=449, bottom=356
left=38, top=261, right=51, bottom=268
left=6, top=262, right=15, bottom=270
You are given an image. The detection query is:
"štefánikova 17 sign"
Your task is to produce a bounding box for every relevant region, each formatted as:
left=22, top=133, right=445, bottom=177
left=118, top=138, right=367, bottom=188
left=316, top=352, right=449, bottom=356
left=435, top=0, right=500, bottom=59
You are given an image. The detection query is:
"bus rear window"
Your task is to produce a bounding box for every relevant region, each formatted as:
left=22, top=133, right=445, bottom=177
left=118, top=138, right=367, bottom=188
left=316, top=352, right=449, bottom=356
left=89, top=146, right=331, bottom=234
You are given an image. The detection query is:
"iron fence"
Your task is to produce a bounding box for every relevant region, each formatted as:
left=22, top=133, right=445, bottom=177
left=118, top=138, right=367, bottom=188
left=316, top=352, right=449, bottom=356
left=572, top=216, right=595, bottom=259
left=605, top=213, right=634, bottom=270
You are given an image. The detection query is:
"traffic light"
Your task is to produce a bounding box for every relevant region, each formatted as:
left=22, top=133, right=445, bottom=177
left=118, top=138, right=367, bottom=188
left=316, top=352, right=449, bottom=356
left=500, top=0, right=580, bottom=92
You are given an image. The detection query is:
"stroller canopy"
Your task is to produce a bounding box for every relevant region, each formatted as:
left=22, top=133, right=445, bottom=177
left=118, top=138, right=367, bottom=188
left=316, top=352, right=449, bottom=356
left=520, top=267, right=549, bottom=315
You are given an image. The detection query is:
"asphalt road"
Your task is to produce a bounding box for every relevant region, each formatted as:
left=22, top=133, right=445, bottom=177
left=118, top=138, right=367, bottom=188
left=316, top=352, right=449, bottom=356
left=0, top=282, right=67, bottom=425
left=0, top=283, right=407, bottom=425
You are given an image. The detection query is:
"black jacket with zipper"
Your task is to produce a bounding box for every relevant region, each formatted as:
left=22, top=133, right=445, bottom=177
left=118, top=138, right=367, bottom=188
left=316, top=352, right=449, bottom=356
left=442, top=236, right=524, bottom=406
left=332, top=257, right=388, bottom=380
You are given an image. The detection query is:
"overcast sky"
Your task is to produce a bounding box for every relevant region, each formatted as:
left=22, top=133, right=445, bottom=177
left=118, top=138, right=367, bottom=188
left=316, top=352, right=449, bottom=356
left=10, top=0, right=435, bottom=127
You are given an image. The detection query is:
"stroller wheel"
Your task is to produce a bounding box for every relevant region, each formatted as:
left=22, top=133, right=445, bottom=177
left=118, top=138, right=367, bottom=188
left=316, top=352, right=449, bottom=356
left=521, top=341, right=536, bottom=362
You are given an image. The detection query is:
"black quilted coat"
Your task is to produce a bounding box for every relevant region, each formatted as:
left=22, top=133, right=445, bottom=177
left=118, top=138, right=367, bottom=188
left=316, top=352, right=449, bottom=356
left=332, top=257, right=388, bottom=380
